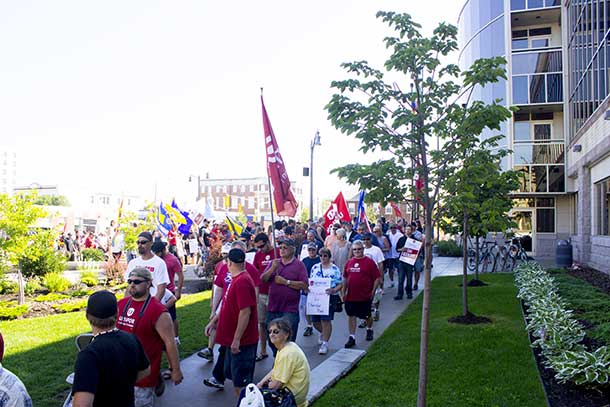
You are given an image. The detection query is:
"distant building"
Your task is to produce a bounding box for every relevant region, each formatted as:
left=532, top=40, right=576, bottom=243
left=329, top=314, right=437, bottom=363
left=197, top=176, right=304, bottom=221
left=13, top=183, right=58, bottom=197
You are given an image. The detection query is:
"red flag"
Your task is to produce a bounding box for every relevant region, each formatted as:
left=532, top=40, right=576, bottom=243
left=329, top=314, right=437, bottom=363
left=414, top=160, right=424, bottom=202
left=261, top=96, right=298, bottom=217
left=322, top=192, right=351, bottom=233
left=389, top=201, right=402, bottom=218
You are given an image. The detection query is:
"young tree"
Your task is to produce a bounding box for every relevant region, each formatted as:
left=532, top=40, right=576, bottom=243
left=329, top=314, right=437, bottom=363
left=0, top=193, right=47, bottom=304
left=441, top=142, right=519, bottom=317
left=326, top=11, right=512, bottom=406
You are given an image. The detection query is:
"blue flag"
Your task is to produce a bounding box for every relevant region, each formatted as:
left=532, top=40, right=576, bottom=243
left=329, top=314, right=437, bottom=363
left=158, top=202, right=171, bottom=236
left=172, top=199, right=193, bottom=235
left=354, top=191, right=371, bottom=233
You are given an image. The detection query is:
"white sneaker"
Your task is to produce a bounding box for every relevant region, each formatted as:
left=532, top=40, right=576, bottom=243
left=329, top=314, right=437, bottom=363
left=319, top=343, right=329, bottom=355
left=318, top=334, right=323, bottom=345
left=174, top=337, right=181, bottom=346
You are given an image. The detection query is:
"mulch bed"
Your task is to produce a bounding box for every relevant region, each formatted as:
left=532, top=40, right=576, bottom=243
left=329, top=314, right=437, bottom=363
left=448, top=312, right=492, bottom=325
left=524, top=265, right=610, bottom=407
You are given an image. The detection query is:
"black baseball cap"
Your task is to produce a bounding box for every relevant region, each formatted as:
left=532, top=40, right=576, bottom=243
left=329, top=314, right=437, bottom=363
left=151, top=241, right=167, bottom=253
left=87, top=290, right=118, bottom=319
left=228, top=248, right=245, bottom=263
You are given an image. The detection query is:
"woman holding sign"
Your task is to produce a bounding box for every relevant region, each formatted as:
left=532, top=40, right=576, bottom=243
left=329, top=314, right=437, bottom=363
left=309, top=248, right=343, bottom=355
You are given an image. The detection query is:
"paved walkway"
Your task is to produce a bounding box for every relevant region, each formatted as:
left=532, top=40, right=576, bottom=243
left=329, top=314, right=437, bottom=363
left=155, top=256, right=464, bottom=406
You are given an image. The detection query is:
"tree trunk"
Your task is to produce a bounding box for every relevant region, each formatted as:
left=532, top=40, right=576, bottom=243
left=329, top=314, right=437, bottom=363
left=17, top=269, right=25, bottom=305
left=474, top=235, right=480, bottom=280
left=417, top=205, right=434, bottom=407
left=462, top=214, right=469, bottom=316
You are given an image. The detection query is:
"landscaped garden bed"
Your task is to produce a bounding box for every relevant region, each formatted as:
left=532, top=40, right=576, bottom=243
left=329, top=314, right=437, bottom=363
left=516, top=263, right=610, bottom=407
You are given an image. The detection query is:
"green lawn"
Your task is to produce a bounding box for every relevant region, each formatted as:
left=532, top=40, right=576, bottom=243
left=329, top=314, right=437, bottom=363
left=0, top=290, right=211, bottom=407
left=549, top=269, right=610, bottom=344
left=314, top=274, right=546, bottom=407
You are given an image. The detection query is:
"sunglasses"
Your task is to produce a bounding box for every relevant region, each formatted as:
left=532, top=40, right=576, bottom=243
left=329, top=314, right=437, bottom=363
left=127, top=279, right=146, bottom=285
left=268, top=328, right=281, bottom=335
left=136, top=240, right=151, bottom=245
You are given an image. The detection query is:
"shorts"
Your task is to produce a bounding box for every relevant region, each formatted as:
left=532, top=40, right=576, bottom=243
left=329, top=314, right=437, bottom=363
left=257, top=294, right=269, bottom=324
left=134, top=386, right=154, bottom=407
left=345, top=299, right=373, bottom=320
left=223, top=343, right=257, bottom=387
left=167, top=304, right=177, bottom=321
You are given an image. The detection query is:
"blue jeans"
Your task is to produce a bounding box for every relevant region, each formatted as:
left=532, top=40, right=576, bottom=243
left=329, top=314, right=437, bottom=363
left=397, top=262, right=414, bottom=299
left=266, top=311, right=299, bottom=356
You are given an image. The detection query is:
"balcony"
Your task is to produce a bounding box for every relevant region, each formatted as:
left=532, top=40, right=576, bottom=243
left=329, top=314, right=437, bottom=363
left=511, top=49, right=563, bottom=106
left=511, top=0, right=560, bottom=12
left=511, top=0, right=561, bottom=29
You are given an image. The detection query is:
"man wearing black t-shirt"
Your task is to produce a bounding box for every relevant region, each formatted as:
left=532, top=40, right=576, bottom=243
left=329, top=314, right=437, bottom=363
left=71, top=290, right=150, bottom=407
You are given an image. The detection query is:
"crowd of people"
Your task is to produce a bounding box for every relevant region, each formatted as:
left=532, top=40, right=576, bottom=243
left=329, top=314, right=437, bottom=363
left=1, top=215, right=426, bottom=407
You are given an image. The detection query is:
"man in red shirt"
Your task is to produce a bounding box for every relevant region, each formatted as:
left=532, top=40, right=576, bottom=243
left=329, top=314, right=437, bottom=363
left=152, top=241, right=184, bottom=344
left=342, top=240, right=381, bottom=348
left=252, top=233, right=279, bottom=361
left=204, top=248, right=258, bottom=398
left=117, top=267, right=183, bottom=406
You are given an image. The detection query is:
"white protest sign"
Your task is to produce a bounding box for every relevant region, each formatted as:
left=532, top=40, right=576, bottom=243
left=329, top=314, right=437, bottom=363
left=399, top=238, right=422, bottom=265
left=306, top=277, right=331, bottom=315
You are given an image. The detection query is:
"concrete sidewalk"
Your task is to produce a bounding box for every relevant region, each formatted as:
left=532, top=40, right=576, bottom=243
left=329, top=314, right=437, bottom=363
left=155, top=256, right=464, bottom=407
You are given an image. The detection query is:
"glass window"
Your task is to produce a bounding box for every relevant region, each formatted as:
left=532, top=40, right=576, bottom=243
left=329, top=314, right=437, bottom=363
left=597, top=179, right=610, bottom=235
left=515, top=165, right=531, bottom=192
left=511, top=0, right=526, bottom=10
left=513, top=39, right=529, bottom=50
left=528, top=0, right=544, bottom=9
left=514, top=121, right=530, bottom=141
left=513, top=144, right=564, bottom=164
left=513, top=198, right=535, bottom=207
left=536, top=208, right=555, bottom=232
left=513, top=76, right=529, bottom=104
left=533, top=124, right=551, bottom=141
left=512, top=51, right=562, bottom=75
left=532, top=166, right=548, bottom=192
left=531, top=38, right=550, bottom=48
left=548, top=166, right=565, bottom=192
left=547, top=73, right=563, bottom=102
left=536, top=198, right=554, bottom=207
left=530, top=75, right=546, bottom=103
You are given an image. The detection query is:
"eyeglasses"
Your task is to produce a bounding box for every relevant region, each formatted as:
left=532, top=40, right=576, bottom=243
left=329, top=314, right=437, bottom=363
left=268, top=328, right=281, bottom=335
left=307, top=248, right=316, bottom=251
left=136, top=240, right=151, bottom=245
left=127, top=279, right=146, bottom=285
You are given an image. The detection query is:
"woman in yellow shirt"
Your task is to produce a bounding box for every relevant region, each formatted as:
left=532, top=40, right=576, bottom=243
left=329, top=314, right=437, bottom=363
left=257, top=318, right=311, bottom=407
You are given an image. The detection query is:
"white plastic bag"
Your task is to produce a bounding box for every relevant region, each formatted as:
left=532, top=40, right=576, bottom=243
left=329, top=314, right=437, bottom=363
left=240, top=383, right=265, bottom=407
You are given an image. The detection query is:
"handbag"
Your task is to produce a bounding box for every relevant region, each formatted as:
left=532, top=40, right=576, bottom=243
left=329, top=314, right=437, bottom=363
left=331, top=294, right=343, bottom=313
left=260, top=386, right=297, bottom=407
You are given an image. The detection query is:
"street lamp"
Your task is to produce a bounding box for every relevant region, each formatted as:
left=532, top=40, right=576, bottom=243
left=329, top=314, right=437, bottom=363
left=309, top=130, right=321, bottom=222
left=188, top=174, right=204, bottom=201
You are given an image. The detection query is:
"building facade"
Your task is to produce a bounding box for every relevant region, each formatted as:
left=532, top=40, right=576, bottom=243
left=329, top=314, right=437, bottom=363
left=459, top=0, right=610, bottom=271
left=197, top=176, right=304, bottom=222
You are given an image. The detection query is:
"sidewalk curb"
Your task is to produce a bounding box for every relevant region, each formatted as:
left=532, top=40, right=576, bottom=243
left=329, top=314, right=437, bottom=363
left=306, top=348, right=366, bottom=405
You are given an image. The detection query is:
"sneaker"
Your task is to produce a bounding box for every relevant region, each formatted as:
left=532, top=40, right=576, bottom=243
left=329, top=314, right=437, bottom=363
left=319, top=343, right=329, bottom=355
left=373, top=310, right=380, bottom=321
left=303, top=326, right=313, bottom=337
left=155, top=375, right=166, bottom=396
left=197, top=347, right=214, bottom=362
left=203, top=377, right=224, bottom=390
left=174, top=337, right=181, bottom=346
left=344, top=336, right=356, bottom=348
left=318, top=334, right=323, bottom=345
left=358, top=320, right=367, bottom=329
left=366, top=329, right=374, bottom=341
left=413, top=284, right=418, bottom=291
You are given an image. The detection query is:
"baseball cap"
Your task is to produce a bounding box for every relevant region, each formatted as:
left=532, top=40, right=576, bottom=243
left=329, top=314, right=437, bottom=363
left=279, top=238, right=296, bottom=248
left=221, top=243, right=232, bottom=254
left=138, top=231, right=153, bottom=242
left=87, top=290, right=118, bottom=319
left=362, top=232, right=373, bottom=239
left=228, top=248, right=245, bottom=263
left=129, top=267, right=153, bottom=281
left=307, top=242, right=318, bottom=250
left=151, top=241, right=167, bottom=253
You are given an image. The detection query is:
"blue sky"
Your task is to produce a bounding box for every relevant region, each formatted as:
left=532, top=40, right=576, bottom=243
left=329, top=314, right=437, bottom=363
left=0, top=0, right=462, bottom=206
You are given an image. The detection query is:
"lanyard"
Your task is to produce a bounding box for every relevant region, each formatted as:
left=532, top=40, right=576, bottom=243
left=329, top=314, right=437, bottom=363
left=121, top=294, right=152, bottom=332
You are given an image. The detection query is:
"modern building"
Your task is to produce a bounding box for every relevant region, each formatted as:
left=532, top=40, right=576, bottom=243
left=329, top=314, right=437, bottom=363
left=196, top=176, right=305, bottom=222
left=459, top=0, right=610, bottom=271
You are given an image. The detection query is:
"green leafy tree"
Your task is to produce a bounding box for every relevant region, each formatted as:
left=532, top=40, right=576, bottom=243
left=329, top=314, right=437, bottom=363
left=0, top=193, right=47, bottom=304
left=120, top=204, right=157, bottom=252
left=18, top=229, right=67, bottom=279
left=299, top=207, right=310, bottom=224
left=325, top=11, right=511, bottom=405
left=440, top=143, right=519, bottom=316
left=33, top=195, right=70, bottom=206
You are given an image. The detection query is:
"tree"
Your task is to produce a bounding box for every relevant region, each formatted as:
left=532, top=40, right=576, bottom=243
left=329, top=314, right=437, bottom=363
left=326, top=11, right=511, bottom=406
left=0, top=193, right=47, bottom=304
left=441, top=142, right=519, bottom=317
left=33, top=195, right=70, bottom=206
left=120, top=204, right=157, bottom=252
left=299, top=207, right=310, bottom=224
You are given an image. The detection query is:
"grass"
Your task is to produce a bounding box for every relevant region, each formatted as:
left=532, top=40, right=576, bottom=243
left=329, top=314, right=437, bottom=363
left=0, top=290, right=211, bottom=407
left=314, top=274, right=546, bottom=407
left=549, top=270, right=610, bottom=345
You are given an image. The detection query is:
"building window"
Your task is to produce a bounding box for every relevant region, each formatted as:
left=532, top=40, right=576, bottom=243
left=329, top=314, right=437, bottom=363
left=536, top=198, right=555, bottom=233
left=596, top=178, right=610, bottom=235
left=248, top=197, right=254, bottom=209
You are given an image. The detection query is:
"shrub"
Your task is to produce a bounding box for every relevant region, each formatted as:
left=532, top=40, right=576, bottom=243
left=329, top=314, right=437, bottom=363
left=80, top=271, right=98, bottom=287
left=0, top=301, right=28, bottom=320
left=81, top=248, right=105, bottom=262
left=34, top=293, right=69, bottom=302
left=103, top=260, right=126, bottom=285
left=18, top=230, right=67, bottom=278
left=0, top=279, right=18, bottom=294
left=43, top=273, right=71, bottom=293
left=24, top=278, right=43, bottom=295
left=436, top=240, right=462, bottom=257
left=70, top=287, right=94, bottom=298
left=53, top=299, right=87, bottom=313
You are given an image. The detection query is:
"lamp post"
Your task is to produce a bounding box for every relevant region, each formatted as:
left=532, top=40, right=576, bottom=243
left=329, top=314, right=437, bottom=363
left=309, top=130, right=321, bottom=222
left=188, top=174, right=202, bottom=201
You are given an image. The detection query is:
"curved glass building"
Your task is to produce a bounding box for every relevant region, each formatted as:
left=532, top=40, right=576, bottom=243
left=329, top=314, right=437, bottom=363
left=459, top=0, right=610, bottom=272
